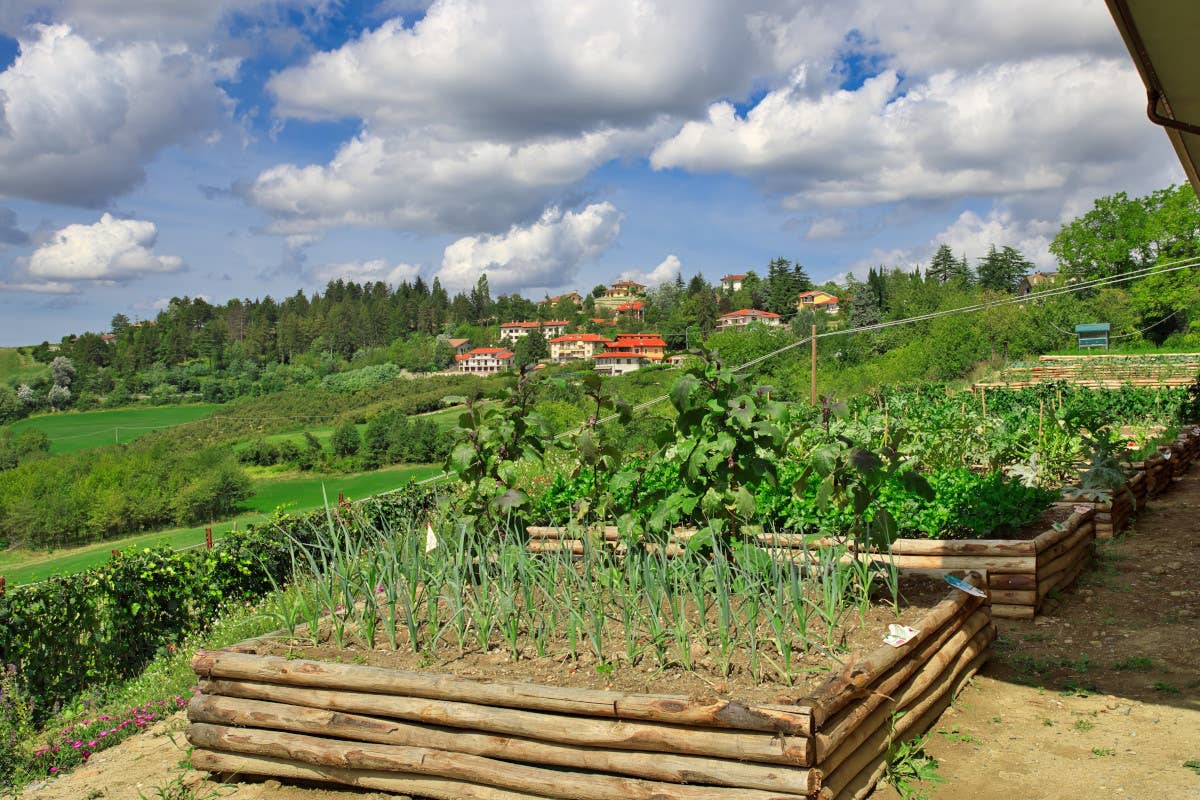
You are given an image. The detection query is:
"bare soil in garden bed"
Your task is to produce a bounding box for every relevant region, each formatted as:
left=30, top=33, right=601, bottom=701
left=249, top=575, right=950, bottom=706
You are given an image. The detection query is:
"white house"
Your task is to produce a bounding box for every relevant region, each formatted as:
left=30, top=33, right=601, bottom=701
left=720, top=273, right=747, bottom=292
left=593, top=351, right=649, bottom=376
left=455, top=347, right=515, bottom=374
left=717, top=309, right=781, bottom=330
left=499, top=320, right=569, bottom=342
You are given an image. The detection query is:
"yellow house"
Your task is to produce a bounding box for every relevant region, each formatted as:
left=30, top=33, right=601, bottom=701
left=797, top=290, right=839, bottom=314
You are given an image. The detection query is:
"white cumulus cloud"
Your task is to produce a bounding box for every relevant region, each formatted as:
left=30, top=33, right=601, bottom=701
left=436, top=202, right=622, bottom=292
left=652, top=56, right=1168, bottom=209
left=268, top=0, right=766, bottom=138
left=313, top=259, right=422, bottom=286
left=0, top=25, right=233, bottom=207
left=26, top=213, right=183, bottom=282
left=621, top=254, right=682, bottom=287
left=249, top=127, right=649, bottom=235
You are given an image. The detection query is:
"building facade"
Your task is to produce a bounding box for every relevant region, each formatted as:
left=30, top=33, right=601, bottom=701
left=455, top=347, right=515, bottom=374
left=720, top=274, right=746, bottom=292
left=549, top=333, right=612, bottom=362
left=499, top=320, right=569, bottom=342
left=717, top=309, right=781, bottom=329
left=797, top=290, right=840, bottom=314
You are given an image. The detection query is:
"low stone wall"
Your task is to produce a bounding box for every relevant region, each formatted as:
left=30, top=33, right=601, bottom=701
left=186, top=578, right=992, bottom=800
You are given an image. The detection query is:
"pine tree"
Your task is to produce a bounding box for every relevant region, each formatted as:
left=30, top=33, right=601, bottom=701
left=791, top=262, right=813, bottom=293
left=926, top=244, right=957, bottom=284
left=978, top=245, right=1035, bottom=293
left=765, top=257, right=797, bottom=314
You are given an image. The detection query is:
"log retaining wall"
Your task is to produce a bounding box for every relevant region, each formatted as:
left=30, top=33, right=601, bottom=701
left=187, top=576, right=993, bottom=800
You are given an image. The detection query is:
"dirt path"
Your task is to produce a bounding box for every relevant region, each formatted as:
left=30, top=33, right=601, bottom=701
left=19, top=471, right=1200, bottom=800
left=875, top=467, right=1200, bottom=800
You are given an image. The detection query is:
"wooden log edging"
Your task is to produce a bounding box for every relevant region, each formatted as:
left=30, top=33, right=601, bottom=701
left=187, top=576, right=993, bottom=799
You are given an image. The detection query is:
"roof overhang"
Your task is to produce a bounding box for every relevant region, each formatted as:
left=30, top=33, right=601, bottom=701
left=1106, top=0, right=1200, bottom=193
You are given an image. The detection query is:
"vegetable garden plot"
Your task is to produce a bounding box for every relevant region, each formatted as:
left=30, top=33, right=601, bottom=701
left=187, top=573, right=993, bottom=800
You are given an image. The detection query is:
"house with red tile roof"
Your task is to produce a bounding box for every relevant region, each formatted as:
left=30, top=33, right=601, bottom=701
left=455, top=347, right=515, bottom=374
left=613, top=300, right=645, bottom=321
left=720, top=274, right=747, bottom=292
left=717, top=308, right=781, bottom=330
left=548, top=333, right=611, bottom=362
left=499, top=320, right=569, bottom=342
left=797, top=290, right=839, bottom=314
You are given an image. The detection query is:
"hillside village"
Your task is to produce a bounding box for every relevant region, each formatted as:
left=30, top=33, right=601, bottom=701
left=452, top=274, right=839, bottom=374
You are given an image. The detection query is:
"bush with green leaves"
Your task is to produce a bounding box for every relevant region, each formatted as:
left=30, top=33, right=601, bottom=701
left=443, top=367, right=551, bottom=531
left=0, top=485, right=437, bottom=724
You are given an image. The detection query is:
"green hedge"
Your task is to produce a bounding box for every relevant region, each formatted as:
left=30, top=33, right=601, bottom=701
left=0, top=486, right=436, bottom=720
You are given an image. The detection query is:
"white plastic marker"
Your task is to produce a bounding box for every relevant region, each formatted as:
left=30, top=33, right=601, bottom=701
left=883, top=624, right=920, bottom=647
left=425, top=523, right=439, bottom=553
left=943, top=574, right=987, bottom=598
left=1163, top=451, right=1172, bottom=460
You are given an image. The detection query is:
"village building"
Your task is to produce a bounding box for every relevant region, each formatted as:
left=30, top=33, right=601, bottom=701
left=592, top=351, right=649, bottom=376
left=717, top=308, right=781, bottom=330
left=720, top=274, right=747, bottom=292
left=595, top=279, right=647, bottom=313
left=797, top=290, right=840, bottom=314
left=446, top=338, right=472, bottom=356
left=540, top=291, right=583, bottom=307
left=455, top=347, right=514, bottom=374
left=610, top=333, right=666, bottom=360
left=548, top=333, right=612, bottom=362
left=498, top=320, right=569, bottom=342
left=614, top=300, right=645, bottom=321
left=1018, top=272, right=1057, bottom=296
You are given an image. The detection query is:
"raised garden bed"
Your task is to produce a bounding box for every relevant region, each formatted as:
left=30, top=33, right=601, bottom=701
left=187, top=574, right=993, bottom=800
left=532, top=507, right=1093, bottom=621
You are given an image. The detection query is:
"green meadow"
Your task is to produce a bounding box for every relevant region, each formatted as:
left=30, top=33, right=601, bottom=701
left=7, top=404, right=220, bottom=453
left=1, top=462, right=443, bottom=584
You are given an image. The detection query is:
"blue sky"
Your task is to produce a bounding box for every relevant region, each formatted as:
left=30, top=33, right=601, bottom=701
left=0, top=0, right=1183, bottom=345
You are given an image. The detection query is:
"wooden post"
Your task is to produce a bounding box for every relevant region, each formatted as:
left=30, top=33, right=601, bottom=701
left=0, top=576, right=5, bottom=598
left=205, top=527, right=214, bottom=550
left=810, top=324, right=817, bottom=405
left=981, top=387, right=987, bottom=418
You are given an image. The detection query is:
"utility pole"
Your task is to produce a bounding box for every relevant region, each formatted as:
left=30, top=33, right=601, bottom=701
left=810, top=324, right=817, bottom=405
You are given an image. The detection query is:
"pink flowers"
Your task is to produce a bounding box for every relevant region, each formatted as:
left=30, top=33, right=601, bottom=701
left=31, top=694, right=181, bottom=780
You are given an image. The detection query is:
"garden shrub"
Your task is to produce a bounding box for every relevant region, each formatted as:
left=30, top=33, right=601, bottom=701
left=0, top=485, right=437, bottom=724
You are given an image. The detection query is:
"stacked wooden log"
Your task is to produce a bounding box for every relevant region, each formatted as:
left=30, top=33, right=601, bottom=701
left=974, top=353, right=1200, bottom=390
left=1134, top=453, right=1173, bottom=497
left=187, top=577, right=992, bottom=800
left=1058, top=480, right=1137, bottom=539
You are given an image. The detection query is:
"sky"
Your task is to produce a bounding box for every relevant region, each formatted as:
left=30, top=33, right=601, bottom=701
left=0, top=0, right=1185, bottom=345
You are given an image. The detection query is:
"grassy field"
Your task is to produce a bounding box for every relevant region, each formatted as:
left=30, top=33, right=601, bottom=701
left=1, top=463, right=443, bottom=585
left=0, top=346, right=46, bottom=384
left=7, top=404, right=219, bottom=453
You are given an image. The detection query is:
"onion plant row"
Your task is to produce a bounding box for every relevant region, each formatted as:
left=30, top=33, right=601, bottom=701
left=266, top=509, right=899, bottom=685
